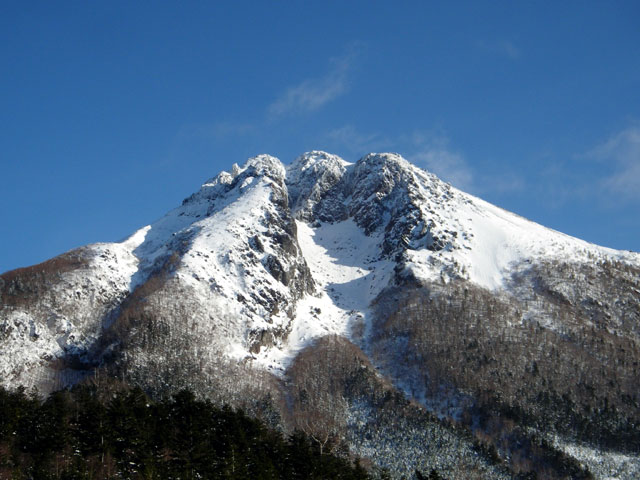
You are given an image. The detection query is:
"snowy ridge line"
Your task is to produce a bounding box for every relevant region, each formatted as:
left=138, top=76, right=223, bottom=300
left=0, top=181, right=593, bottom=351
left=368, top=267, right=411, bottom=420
left=1, top=150, right=639, bottom=387
left=113, top=150, right=640, bottom=299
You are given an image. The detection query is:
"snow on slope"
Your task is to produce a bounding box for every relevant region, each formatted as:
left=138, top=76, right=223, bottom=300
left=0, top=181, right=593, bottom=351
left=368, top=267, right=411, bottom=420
left=125, top=155, right=315, bottom=354
left=235, top=151, right=640, bottom=371
left=406, top=185, right=639, bottom=291
left=339, top=152, right=638, bottom=291
left=3, top=150, right=639, bottom=387
left=254, top=219, right=395, bottom=372
left=0, top=235, right=145, bottom=388
left=255, top=151, right=640, bottom=373
left=117, top=149, right=639, bottom=318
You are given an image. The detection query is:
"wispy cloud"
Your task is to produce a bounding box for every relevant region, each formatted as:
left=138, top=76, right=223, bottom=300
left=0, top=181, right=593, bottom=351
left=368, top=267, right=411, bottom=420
left=325, top=125, right=391, bottom=156
left=586, top=126, right=640, bottom=200
left=404, top=132, right=475, bottom=190
left=324, top=126, right=524, bottom=194
left=533, top=160, right=588, bottom=208
left=413, top=146, right=474, bottom=190
left=477, top=39, right=521, bottom=60
left=531, top=126, right=640, bottom=209
left=499, top=41, right=521, bottom=59
left=268, top=45, right=361, bottom=117
left=408, top=131, right=525, bottom=195
left=488, top=173, right=525, bottom=194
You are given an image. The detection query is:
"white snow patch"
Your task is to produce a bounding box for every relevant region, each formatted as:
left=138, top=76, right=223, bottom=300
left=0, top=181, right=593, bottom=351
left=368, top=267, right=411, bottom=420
left=254, top=219, right=394, bottom=372
left=405, top=181, right=640, bottom=291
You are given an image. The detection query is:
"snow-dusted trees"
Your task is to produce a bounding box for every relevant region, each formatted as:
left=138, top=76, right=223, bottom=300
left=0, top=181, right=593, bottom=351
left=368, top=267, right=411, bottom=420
left=285, top=335, right=512, bottom=479
left=288, top=335, right=356, bottom=455
left=369, top=260, right=640, bottom=457
left=97, top=268, right=288, bottom=425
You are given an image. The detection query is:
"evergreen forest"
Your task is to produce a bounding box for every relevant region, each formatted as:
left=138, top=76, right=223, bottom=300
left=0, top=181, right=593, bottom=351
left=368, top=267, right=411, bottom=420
left=0, top=384, right=372, bottom=480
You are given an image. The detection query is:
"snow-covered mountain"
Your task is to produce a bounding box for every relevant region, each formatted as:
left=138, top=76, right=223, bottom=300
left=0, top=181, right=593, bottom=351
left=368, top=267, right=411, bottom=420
left=2, top=151, right=639, bottom=479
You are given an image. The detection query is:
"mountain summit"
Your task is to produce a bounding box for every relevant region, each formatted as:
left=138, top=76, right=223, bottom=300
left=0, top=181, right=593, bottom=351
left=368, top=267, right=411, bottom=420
left=2, top=152, right=639, bottom=478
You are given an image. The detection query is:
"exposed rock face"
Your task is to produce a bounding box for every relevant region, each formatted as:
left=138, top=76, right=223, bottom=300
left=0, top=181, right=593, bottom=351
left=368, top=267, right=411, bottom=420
left=287, top=152, right=461, bottom=259
left=347, top=153, right=461, bottom=257
left=106, top=154, right=316, bottom=363
left=287, top=150, right=350, bottom=222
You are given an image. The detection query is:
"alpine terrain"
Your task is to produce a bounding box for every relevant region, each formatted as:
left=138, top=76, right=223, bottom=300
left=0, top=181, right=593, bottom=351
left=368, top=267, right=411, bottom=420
left=2, top=151, right=639, bottom=479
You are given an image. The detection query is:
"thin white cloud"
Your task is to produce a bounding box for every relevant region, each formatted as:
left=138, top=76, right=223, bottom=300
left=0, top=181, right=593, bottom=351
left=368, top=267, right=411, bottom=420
left=587, top=126, right=640, bottom=200
left=403, top=132, right=475, bottom=190
left=490, top=173, right=525, bottom=194
left=477, top=39, right=521, bottom=59
left=500, top=41, right=521, bottom=59
left=325, top=125, right=391, bottom=156
left=268, top=46, right=360, bottom=117
left=412, top=146, right=474, bottom=191
left=408, top=132, right=525, bottom=194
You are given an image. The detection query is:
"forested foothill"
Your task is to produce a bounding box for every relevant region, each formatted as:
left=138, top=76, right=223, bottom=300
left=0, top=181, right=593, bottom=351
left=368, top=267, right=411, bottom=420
left=0, top=384, right=372, bottom=480
left=368, top=259, right=640, bottom=478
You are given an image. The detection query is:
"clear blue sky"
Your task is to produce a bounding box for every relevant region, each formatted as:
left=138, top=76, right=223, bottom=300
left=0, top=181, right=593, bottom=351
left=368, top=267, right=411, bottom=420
left=1, top=1, right=639, bottom=273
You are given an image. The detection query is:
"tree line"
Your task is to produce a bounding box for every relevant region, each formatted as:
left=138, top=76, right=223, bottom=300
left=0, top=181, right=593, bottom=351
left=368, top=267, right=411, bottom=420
left=0, top=384, right=371, bottom=480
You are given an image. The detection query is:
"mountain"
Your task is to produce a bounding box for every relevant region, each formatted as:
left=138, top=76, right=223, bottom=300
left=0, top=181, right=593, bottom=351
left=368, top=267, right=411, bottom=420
left=2, top=151, right=639, bottom=479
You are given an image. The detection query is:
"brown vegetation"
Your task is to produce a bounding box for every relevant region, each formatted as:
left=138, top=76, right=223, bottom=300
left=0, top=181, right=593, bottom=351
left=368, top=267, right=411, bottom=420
left=367, top=258, right=640, bottom=476
left=0, top=249, right=89, bottom=308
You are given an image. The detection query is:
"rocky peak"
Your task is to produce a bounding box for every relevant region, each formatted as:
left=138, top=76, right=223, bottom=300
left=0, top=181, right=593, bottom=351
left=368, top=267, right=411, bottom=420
left=352, top=152, right=414, bottom=180
left=242, top=154, right=287, bottom=183
left=345, top=154, right=423, bottom=238
left=286, top=151, right=350, bottom=221
left=282, top=151, right=459, bottom=260
left=182, top=154, right=287, bottom=210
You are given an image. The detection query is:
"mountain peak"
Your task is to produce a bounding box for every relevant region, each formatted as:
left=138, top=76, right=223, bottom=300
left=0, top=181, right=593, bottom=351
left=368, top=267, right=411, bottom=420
left=356, top=151, right=410, bottom=168
left=243, top=154, right=286, bottom=180
left=286, top=151, right=349, bottom=220
left=3, top=150, right=640, bottom=379
left=291, top=150, right=350, bottom=167
left=2, top=151, right=639, bottom=480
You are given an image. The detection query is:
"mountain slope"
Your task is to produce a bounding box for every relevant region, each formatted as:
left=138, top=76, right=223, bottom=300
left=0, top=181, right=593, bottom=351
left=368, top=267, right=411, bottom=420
left=1, top=151, right=639, bottom=479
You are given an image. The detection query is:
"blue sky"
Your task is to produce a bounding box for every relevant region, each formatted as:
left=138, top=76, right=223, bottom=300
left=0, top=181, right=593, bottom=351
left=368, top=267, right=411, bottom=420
left=1, top=1, right=639, bottom=273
